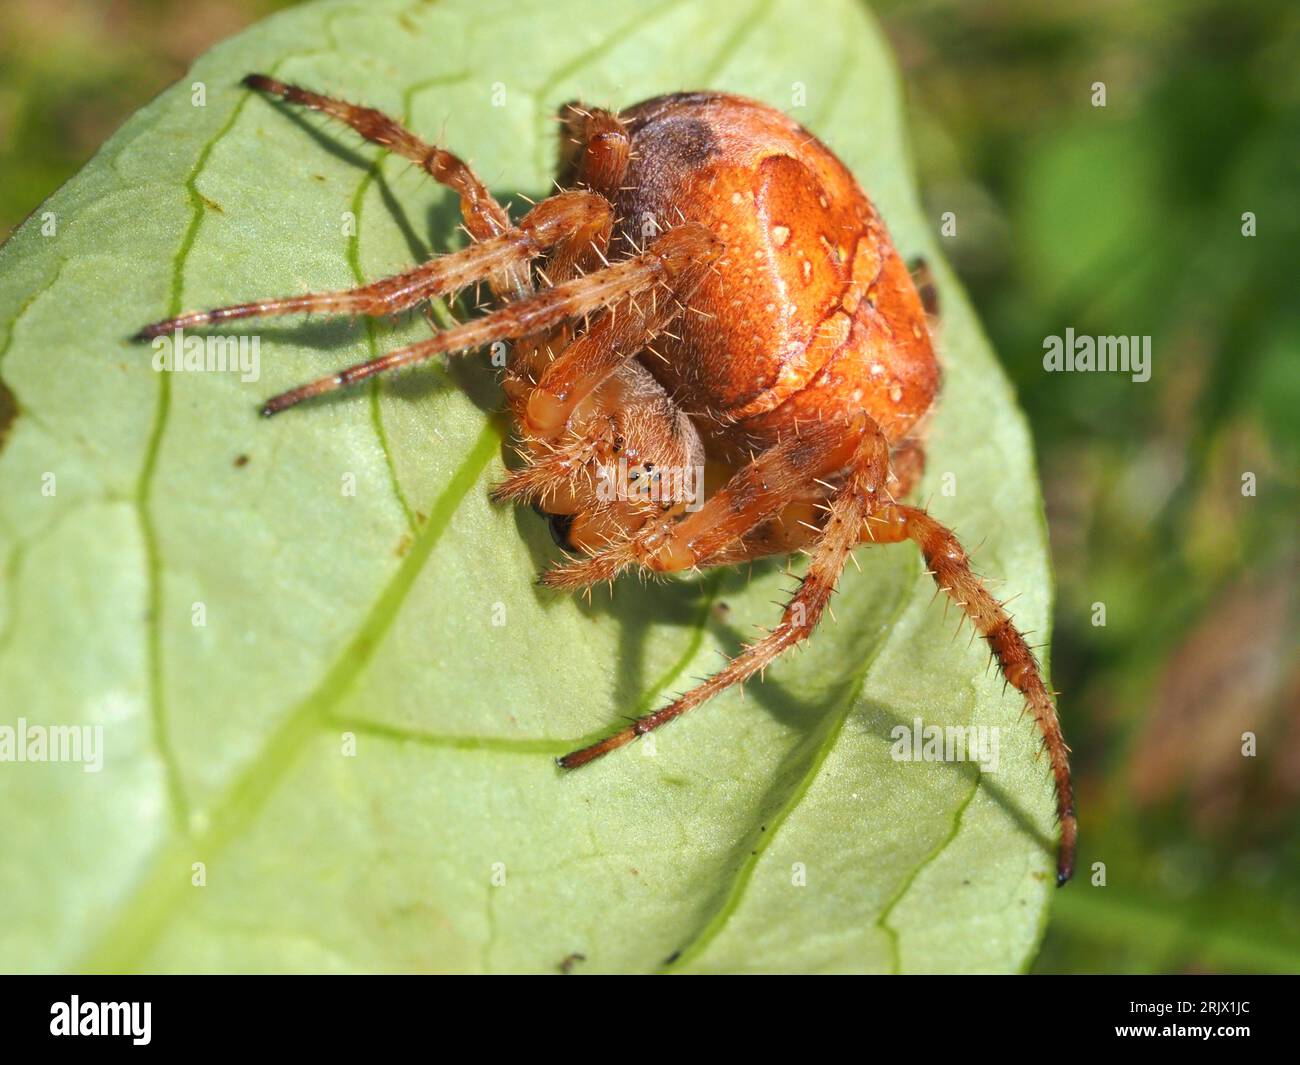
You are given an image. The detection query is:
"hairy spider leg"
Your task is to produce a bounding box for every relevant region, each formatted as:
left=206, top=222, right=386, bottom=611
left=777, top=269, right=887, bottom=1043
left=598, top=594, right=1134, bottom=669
left=542, top=412, right=881, bottom=589
left=258, top=223, right=723, bottom=415
left=242, top=73, right=529, bottom=297
left=499, top=102, right=633, bottom=394
left=859, top=502, right=1077, bottom=885
left=490, top=102, right=641, bottom=498
left=558, top=103, right=632, bottom=195
left=697, top=436, right=929, bottom=567
left=556, top=415, right=890, bottom=764
left=133, top=192, right=612, bottom=340
left=491, top=268, right=714, bottom=509
left=652, top=479, right=1077, bottom=886
left=662, top=438, right=1076, bottom=882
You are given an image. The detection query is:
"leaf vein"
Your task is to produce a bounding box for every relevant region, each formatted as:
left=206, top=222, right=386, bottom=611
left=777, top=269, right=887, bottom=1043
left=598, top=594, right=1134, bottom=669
left=876, top=769, right=982, bottom=974
left=82, top=417, right=501, bottom=972
left=133, top=79, right=268, bottom=837
left=660, top=558, right=917, bottom=972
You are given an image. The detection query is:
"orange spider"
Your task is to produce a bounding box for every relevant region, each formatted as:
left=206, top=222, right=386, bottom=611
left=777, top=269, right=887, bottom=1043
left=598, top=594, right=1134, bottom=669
left=135, top=77, right=1076, bottom=884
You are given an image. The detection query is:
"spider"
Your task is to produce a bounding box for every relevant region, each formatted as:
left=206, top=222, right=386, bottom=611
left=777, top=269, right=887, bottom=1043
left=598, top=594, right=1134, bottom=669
left=135, top=76, right=1076, bottom=884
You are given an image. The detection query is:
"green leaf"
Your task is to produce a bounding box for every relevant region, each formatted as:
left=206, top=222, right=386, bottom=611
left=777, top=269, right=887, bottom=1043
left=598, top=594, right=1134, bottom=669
left=0, top=0, right=1060, bottom=973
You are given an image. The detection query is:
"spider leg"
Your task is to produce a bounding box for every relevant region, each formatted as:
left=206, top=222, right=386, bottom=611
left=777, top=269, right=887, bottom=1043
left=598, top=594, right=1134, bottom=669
left=857, top=502, right=1076, bottom=884
left=698, top=436, right=928, bottom=567
left=245, top=76, right=504, bottom=235
left=498, top=103, right=630, bottom=402
left=889, top=437, right=926, bottom=499
left=668, top=445, right=1076, bottom=884
left=243, top=74, right=537, bottom=300
left=494, top=335, right=703, bottom=512
left=558, top=102, right=631, bottom=196
left=496, top=360, right=710, bottom=565
left=541, top=412, right=879, bottom=588
left=557, top=416, right=890, bottom=765
left=520, top=275, right=710, bottom=441
left=259, top=222, right=723, bottom=415
left=133, top=191, right=611, bottom=340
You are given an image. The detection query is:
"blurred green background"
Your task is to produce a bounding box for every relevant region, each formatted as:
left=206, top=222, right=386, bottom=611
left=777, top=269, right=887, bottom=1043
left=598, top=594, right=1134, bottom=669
left=1, top=0, right=1295, bottom=973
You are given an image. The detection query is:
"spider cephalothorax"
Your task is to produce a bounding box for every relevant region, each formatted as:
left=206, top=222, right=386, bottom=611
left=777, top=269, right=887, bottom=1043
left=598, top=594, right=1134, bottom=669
left=135, top=77, right=1076, bottom=883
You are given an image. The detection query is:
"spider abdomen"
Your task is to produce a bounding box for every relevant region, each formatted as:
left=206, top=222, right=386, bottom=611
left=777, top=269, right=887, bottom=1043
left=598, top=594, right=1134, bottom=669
left=615, top=92, right=939, bottom=454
